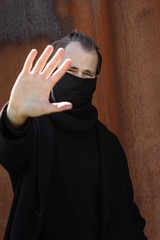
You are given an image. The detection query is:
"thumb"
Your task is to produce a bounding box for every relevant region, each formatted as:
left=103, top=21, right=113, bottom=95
left=45, top=101, right=73, bottom=114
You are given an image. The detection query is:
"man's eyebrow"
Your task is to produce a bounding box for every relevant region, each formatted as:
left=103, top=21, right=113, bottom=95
left=68, top=66, right=78, bottom=70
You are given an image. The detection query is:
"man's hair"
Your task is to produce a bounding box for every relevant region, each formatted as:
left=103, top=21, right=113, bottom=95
left=51, top=31, right=102, bottom=75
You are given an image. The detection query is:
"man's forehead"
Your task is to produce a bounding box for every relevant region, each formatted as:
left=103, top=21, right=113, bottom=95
left=62, top=41, right=98, bottom=73
left=64, top=41, right=93, bottom=55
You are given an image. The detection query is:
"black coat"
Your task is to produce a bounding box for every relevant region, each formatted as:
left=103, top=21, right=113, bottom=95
left=0, top=104, right=147, bottom=240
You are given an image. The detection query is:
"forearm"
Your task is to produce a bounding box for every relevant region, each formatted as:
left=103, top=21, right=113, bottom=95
left=0, top=103, right=34, bottom=174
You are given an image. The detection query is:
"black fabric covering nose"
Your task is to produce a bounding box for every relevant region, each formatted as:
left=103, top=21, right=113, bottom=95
left=53, top=72, right=97, bottom=108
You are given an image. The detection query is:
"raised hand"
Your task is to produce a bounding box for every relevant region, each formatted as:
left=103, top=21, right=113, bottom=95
left=7, top=45, right=72, bottom=127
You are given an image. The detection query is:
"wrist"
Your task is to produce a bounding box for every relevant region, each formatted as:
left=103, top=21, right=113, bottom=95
left=6, top=104, right=28, bottom=128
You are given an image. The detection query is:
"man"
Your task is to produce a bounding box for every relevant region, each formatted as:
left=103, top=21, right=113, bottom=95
left=0, top=31, right=147, bottom=239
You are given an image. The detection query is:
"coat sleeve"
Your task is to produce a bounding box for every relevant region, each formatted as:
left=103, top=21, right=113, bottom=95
left=108, top=135, right=148, bottom=240
left=0, top=103, right=34, bottom=175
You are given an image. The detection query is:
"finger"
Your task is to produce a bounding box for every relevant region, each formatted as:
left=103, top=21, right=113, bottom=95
left=32, top=45, right=54, bottom=73
left=41, top=48, right=65, bottom=78
left=23, top=49, right=38, bottom=73
left=45, top=102, right=73, bottom=114
left=49, top=58, right=72, bottom=87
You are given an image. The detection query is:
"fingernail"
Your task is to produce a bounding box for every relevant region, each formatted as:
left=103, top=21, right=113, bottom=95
left=66, top=103, right=73, bottom=109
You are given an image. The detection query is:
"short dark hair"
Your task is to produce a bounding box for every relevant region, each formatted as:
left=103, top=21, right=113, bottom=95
left=51, top=31, right=102, bottom=75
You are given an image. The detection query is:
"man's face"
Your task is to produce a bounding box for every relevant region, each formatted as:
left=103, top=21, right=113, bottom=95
left=58, top=41, right=98, bottom=79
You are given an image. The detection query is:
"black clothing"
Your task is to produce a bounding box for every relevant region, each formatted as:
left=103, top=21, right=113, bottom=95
left=40, top=126, right=101, bottom=240
left=0, top=103, right=147, bottom=240
left=40, top=102, right=101, bottom=239
left=53, top=72, right=97, bottom=108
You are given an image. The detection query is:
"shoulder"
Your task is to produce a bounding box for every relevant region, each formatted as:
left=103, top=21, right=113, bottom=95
left=96, top=120, right=125, bottom=160
left=96, top=120, right=120, bottom=144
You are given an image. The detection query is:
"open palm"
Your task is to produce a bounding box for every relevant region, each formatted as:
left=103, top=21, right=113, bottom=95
left=7, top=45, right=72, bottom=127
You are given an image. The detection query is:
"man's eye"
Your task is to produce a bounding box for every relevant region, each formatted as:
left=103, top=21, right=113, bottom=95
left=84, top=73, right=93, bottom=78
left=68, top=69, right=75, bottom=72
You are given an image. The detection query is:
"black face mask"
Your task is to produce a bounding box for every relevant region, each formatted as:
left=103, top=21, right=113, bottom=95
left=52, top=72, right=97, bottom=108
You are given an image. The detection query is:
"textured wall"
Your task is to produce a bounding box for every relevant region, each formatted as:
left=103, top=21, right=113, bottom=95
left=0, top=0, right=159, bottom=239
left=108, top=1, right=160, bottom=239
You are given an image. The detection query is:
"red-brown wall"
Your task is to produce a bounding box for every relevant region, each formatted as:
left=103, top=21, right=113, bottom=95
left=0, top=1, right=160, bottom=239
